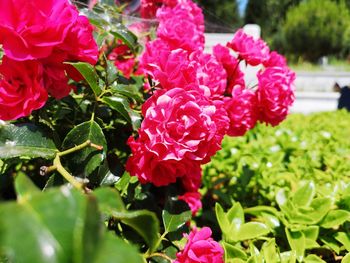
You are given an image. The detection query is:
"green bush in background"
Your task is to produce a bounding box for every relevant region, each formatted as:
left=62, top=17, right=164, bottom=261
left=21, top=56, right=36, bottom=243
left=201, top=110, right=350, bottom=262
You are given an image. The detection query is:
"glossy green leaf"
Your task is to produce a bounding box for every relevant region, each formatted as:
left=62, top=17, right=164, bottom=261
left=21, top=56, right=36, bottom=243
left=227, top=202, right=245, bottom=230
left=215, top=203, right=231, bottom=236
left=304, top=254, right=326, bottom=263
left=93, top=232, right=143, bottom=263
left=261, top=239, right=279, bottom=263
left=109, top=24, right=138, bottom=52
left=335, top=232, right=350, bottom=251
left=0, top=123, right=57, bottom=160
left=162, top=210, right=191, bottom=233
left=94, top=187, right=125, bottom=213
left=14, top=172, right=40, bottom=199
left=62, top=120, right=107, bottom=176
left=285, top=228, right=305, bottom=262
left=102, top=96, right=141, bottom=130
left=67, top=62, right=101, bottom=96
left=111, top=210, right=160, bottom=252
left=292, top=181, right=315, bottom=207
left=222, top=242, right=247, bottom=260
left=320, top=210, right=350, bottom=228
left=236, top=222, right=270, bottom=241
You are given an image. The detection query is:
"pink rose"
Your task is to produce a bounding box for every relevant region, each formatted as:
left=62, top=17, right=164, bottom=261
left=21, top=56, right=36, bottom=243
left=190, top=51, right=227, bottom=97
left=175, top=227, right=224, bottom=263
left=227, top=29, right=270, bottom=66
left=108, top=42, right=135, bottom=78
left=224, top=87, right=258, bottom=136
left=140, top=0, right=164, bottom=18
left=213, top=44, right=245, bottom=95
left=0, top=0, right=78, bottom=61
left=178, top=192, right=202, bottom=215
left=126, top=88, right=229, bottom=187
left=263, top=51, right=287, bottom=68
left=256, top=67, right=296, bottom=126
left=126, top=137, right=202, bottom=186
left=0, top=57, right=47, bottom=120
left=156, top=5, right=204, bottom=52
left=140, top=88, right=228, bottom=163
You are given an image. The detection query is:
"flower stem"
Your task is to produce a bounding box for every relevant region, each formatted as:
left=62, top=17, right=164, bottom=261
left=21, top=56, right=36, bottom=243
left=53, top=155, right=83, bottom=190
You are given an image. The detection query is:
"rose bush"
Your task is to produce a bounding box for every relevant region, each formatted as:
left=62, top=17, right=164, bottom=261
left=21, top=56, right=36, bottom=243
left=0, top=0, right=297, bottom=262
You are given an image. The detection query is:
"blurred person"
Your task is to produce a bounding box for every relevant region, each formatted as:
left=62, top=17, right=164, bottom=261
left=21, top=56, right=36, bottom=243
left=333, top=82, right=350, bottom=111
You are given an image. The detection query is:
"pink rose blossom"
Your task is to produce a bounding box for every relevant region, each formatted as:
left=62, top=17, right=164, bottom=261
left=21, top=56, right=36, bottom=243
left=190, top=51, right=227, bottom=97
left=256, top=67, right=296, bottom=126
left=175, top=227, right=224, bottom=263
left=108, top=42, right=135, bottom=78
left=178, top=192, right=202, bottom=215
left=213, top=44, right=245, bottom=95
left=140, top=0, right=164, bottom=18
left=227, top=29, right=270, bottom=66
left=156, top=5, right=204, bottom=52
left=0, top=57, right=47, bottom=120
left=0, top=0, right=78, bottom=61
left=126, top=88, right=229, bottom=186
left=264, top=51, right=287, bottom=68
left=224, top=87, right=258, bottom=136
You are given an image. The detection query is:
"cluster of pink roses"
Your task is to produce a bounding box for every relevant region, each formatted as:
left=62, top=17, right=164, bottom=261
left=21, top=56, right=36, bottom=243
left=126, top=0, right=295, bottom=216
left=0, top=0, right=98, bottom=120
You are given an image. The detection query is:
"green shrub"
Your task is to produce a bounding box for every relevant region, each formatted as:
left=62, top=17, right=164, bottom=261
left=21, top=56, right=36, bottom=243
left=282, top=0, right=350, bottom=62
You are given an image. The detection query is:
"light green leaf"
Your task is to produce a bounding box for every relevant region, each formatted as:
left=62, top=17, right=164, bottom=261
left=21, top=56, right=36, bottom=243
left=285, top=228, right=305, bottom=262
left=292, top=181, right=315, bottom=207
left=236, top=222, right=270, bottom=241
left=222, top=242, right=247, bottom=261
left=227, top=202, right=245, bottom=230
left=215, top=203, right=231, bottom=236
left=320, top=210, right=350, bottom=228
left=335, top=232, right=350, bottom=251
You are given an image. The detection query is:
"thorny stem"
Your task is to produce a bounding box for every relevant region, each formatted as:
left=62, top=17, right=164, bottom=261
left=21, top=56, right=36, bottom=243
left=42, top=140, right=103, bottom=192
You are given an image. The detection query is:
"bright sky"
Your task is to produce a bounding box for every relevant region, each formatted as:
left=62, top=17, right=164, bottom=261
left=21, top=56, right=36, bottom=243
left=238, top=0, right=248, bottom=16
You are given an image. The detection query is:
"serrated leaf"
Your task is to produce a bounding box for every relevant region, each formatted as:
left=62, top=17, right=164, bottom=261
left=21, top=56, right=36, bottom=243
left=320, top=210, right=350, bottom=228
left=67, top=62, right=101, bottom=96
left=62, top=120, right=107, bottom=177
left=0, top=123, right=57, bottom=160
left=162, top=210, right=191, bottom=233
left=102, top=96, right=141, bottom=130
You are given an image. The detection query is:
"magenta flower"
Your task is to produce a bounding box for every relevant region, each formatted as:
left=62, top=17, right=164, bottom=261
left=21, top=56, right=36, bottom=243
left=0, top=57, right=47, bottom=120
left=178, top=192, right=202, bottom=215
left=175, top=227, right=224, bottom=263
left=256, top=66, right=296, bottom=126
left=227, top=29, right=270, bottom=66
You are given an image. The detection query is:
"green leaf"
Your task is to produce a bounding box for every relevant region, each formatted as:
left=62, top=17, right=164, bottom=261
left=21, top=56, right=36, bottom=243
left=292, top=181, right=315, bottom=207
left=102, top=96, right=141, bottom=130
left=222, top=242, right=247, bottom=261
left=111, top=210, right=160, bottom=253
left=304, top=254, right=326, bottom=263
left=236, top=222, right=270, bottom=241
left=335, top=232, right=350, bottom=251
left=94, top=187, right=125, bottom=213
left=93, top=232, right=143, bottom=263
left=227, top=202, right=245, bottom=230
left=110, top=24, right=138, bottom=52
left=62, top=120, right=107, bottom=176
left=67, top=62, right=101, bottom=96
left=14, top=172, right=40, bottom=200
left=261, top=239, right=279, bottom=263
left=285, top=228, right=305, bottom=262
left=0, top=123, right=57, bottom=160
left=320, top=210, right=350, bottom=228
left=342, top=253, right=350, bottom=263
left=162, top=210, right=191, bottom=233
left=215, top=203, right=231, bottom=236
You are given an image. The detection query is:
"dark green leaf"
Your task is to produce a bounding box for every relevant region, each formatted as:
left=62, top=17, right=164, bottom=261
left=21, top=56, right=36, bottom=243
left=62, top=120, right=107, bottom=176
left=110, top=24, right=138, bottom=52
left=94, top=187, right=125, bottom=213
left=14, top=172, right=40, bottom=199
left=0, top=123, right=57, bottom=160
left=111, top=210, right=160, bottom=252
left=67, top=62, right=102, bottom=96
left=102, top=96, right=141, bottom=130
left=162, top=210, right=191, bottom=233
